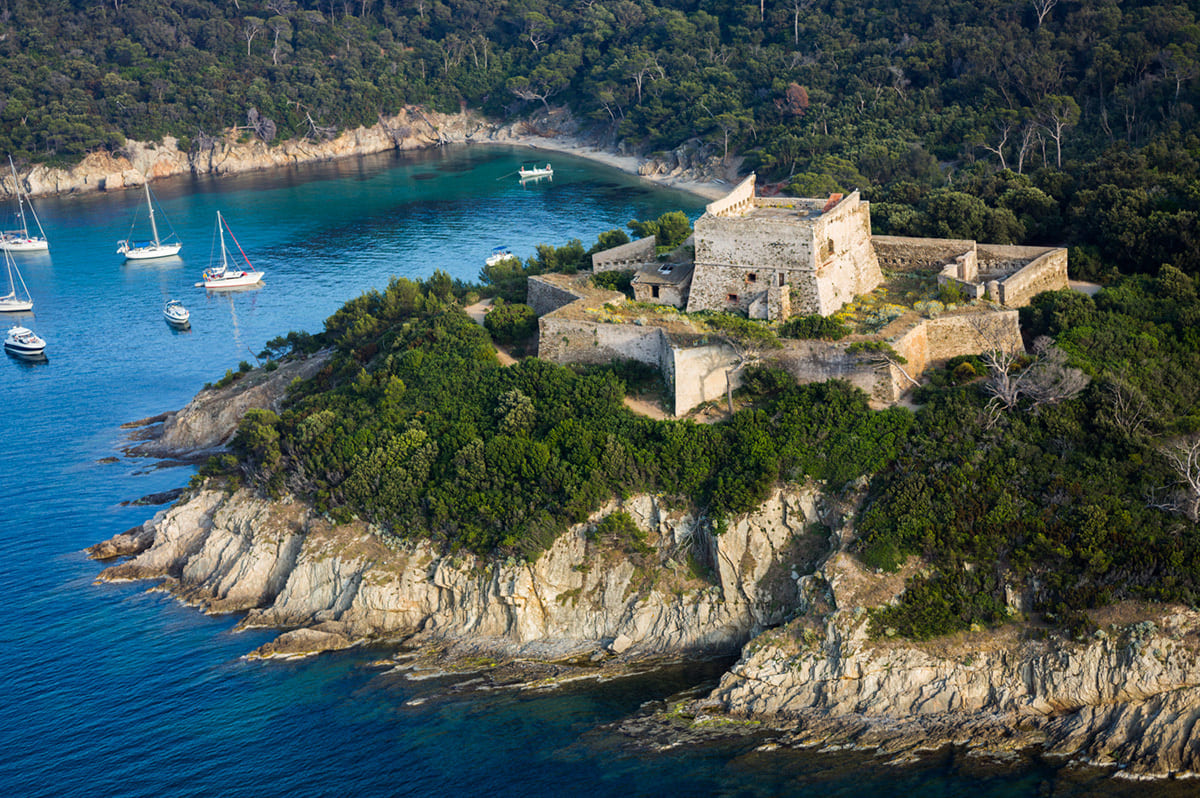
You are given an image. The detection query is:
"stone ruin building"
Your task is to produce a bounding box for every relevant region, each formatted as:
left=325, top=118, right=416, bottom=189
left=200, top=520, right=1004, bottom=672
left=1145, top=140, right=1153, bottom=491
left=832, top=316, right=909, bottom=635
left=529, top=174, right=1070, bottom=416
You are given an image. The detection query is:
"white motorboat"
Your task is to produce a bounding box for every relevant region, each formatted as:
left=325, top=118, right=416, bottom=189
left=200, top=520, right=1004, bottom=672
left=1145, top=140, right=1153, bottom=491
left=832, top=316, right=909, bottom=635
left=518, top=163, right=553, bottom=179
left=197, top=211, right=263, bottom=290
left=4, top=325, right=45, bottom=358
left=485, top=245, right=517, bottom=267
left=163, top=299, right=190, bottom=326
left=1, top=156, right=49, bottom=252
left=0, top=246, right=33, bottom=312
left=117, top=182, right=182, bottom=260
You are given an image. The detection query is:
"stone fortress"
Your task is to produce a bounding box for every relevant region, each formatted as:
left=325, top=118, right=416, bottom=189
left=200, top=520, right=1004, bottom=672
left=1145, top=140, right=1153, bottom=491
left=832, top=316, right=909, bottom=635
left=531, top=175, right=1069, bottom=415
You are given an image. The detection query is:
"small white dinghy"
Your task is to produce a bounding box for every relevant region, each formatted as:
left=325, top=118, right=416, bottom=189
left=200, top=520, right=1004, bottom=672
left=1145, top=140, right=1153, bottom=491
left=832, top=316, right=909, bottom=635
left=163, top=299, right=190, bottom=327
left=5, top=325, right=45, bottom=358
left=518, top=163, right=553, bottom=179
left=196, top=211, right=263, bottom=289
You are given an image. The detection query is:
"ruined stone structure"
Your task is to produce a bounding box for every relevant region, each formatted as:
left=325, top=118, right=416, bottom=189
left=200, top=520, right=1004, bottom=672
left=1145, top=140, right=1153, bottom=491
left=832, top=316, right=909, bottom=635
left=686, top=175, right=883, bottom=320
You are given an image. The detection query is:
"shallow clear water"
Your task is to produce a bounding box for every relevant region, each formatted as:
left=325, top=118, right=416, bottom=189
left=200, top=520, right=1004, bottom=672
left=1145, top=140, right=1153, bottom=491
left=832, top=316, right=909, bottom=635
left=0, top=146, right=1179, bottom=797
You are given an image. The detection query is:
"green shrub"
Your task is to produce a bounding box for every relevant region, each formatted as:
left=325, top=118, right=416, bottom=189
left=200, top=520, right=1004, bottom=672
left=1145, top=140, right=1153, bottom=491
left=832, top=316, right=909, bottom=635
left=484, top=303, right=538, bottom=343
left=779, top=314, right=851, bottom=340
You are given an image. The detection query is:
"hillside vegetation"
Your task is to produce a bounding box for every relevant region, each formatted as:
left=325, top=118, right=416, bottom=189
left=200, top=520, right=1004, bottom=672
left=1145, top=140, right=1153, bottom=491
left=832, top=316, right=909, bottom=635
left=3, top=0, right=1199, bottom=276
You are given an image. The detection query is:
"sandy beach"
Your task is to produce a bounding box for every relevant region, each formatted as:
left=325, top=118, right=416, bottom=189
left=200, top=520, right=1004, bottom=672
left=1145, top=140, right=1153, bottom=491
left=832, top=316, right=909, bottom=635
left=490, top=134, right=731, bottom=201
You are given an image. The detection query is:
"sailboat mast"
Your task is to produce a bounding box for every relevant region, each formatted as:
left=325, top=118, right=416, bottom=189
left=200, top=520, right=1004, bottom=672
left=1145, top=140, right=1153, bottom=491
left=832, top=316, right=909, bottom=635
left=145, top=183, right=161, bottom=247
left=8, top=156, right=28, bottom=237
left=218, top=211, right=228, bottom=269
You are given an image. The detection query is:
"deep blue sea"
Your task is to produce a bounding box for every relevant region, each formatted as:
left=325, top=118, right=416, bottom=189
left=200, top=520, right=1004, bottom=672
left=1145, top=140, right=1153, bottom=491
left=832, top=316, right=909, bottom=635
left=0, top=146, right=1181, bottom=797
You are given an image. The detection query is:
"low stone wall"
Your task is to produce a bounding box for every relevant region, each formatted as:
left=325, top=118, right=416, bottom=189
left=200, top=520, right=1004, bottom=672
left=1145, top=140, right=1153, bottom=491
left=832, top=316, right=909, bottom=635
left=998, top=249, right=1069, bottom=307
left=527, top=275, right=587, bottom=317
left=872, top=235, right=974, bottom=273
left=978, top=243, right=1058, bottom=276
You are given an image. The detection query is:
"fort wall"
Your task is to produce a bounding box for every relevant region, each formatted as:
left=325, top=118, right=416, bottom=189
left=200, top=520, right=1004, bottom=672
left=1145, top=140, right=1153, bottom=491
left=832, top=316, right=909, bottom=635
left=668, top=342, right=741, bottom=416
left=527, top=275, right=588, bottom=317
left=537, top=316, right=668, bottom=368
left=592, top=236, right=656, bottom=273
left=997, top=249, right=1069, bottom=307
left=871, top=235, right=976, bottom=273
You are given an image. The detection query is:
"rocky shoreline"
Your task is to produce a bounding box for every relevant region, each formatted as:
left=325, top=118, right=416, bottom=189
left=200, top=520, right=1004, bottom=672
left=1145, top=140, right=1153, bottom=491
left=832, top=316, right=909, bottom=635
left=3, top=106, right=731, bottom=202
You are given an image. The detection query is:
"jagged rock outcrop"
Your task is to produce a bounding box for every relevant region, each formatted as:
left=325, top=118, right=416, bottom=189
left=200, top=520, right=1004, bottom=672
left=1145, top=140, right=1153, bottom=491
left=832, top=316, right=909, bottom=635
left=125, top=351, right=331, bottom=458
left=94, top=484, right=826, bottom=663
left=692, top=550, right=1200, bottom=779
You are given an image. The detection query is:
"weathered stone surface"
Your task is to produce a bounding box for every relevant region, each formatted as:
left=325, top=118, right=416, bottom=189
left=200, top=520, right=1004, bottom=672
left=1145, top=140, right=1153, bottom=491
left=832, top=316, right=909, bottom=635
left=127, top=351, right=331, bottom=458
left=93, top=485, right=825, bottom=663
left=691, top=546, right=1200, bottom=779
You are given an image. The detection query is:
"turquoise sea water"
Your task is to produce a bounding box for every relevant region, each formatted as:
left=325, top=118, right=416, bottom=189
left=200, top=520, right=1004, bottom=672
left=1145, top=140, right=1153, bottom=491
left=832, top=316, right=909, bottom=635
left=0, top=146, right=1184, bottom=797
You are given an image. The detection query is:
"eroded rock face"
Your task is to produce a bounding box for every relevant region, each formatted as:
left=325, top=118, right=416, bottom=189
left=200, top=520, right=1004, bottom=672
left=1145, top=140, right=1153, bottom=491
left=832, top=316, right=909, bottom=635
left=127, top=352, right=331, bottom=459
left=698, top=550, right=1200, bottom=779
left=93, top=485, right=825, bottom=664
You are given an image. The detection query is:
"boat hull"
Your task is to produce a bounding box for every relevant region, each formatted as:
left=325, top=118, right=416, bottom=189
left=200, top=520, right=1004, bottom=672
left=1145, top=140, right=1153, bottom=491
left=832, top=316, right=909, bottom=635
left=0, top=237, right=48, bottom=252
left=202, top=271, right=264, bottom=289
left=120, top=243, right=182, bottom=260
left=0, top=298, right=33, bottom=312
left=5, top=341, right=45, bottom=357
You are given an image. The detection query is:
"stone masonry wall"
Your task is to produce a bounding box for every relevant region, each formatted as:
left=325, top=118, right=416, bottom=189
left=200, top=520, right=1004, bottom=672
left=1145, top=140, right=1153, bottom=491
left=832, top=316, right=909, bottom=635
left=592, top=236, right=657, bottom=273
left=527, top=275, right=588, bottom=317
left=538, top=316, right=668, bottom=368
left=705, top=174, right=756, bottom=217
left=872, top=235, right=975, bottom=272
left=977, top=244, right=1058, bottom=276
left=773, top=341, right=881, bottom=399
left=998, top=249, right=1069, bottom=307
left=669, top=342, right=741, bottom=415
left=813, top=195, right=883, bottom=314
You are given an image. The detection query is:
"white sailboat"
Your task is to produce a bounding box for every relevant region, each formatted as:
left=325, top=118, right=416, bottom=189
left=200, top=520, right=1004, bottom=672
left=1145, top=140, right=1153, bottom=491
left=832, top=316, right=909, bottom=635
left=0, top=247, right=33, bottom=312
left=1, top=156, right=49, bottom=252
left=196, top=211, right=263, bottom=289
left=117, top=182, right=182, bottom=260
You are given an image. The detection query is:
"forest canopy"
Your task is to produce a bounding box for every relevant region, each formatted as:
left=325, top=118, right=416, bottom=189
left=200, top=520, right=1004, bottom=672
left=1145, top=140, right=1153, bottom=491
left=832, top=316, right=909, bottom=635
left=2, top=0, right=1199, bottom=276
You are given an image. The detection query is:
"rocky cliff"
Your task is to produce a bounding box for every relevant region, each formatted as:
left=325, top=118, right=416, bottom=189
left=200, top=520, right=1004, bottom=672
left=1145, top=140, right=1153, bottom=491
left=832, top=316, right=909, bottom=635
left=681, top=549, right=1200, bottom=780
left=124, top=351, right=331, bottom=459
left=92, top=484, right=826, bottom=663
left=3, top=107, right=730, bottom=198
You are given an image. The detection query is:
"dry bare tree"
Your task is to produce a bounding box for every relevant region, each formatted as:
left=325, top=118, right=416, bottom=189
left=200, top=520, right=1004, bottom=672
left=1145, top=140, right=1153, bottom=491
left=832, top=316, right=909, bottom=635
left=1156, top=434, right=1200, bottom=522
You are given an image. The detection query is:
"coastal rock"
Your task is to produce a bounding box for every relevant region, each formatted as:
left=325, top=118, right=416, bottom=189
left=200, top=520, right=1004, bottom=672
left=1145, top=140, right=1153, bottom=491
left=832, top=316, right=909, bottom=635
left=126, top=351, right=331, bottom=458
left=694, top=549, right=1200, bottom=779
left=3, top=106, right=724, bottom=199
left=93, top=485, right=825, bottom=663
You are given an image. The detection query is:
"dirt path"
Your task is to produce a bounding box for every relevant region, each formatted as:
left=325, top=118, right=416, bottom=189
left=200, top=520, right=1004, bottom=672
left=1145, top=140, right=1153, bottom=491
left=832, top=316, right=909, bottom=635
left=622, top=395, right=669, bottom=420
